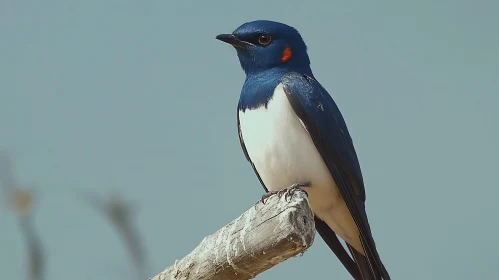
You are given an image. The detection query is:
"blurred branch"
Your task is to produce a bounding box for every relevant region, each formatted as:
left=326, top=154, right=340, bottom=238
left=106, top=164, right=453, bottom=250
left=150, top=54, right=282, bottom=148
left=18, top=216, right=45, bottom=280
left=0, top=150, right=45, bottom=280
left=151, top=188, right=315, bottom=280
left=0, top=150, right=17, bottom=195
left=81, top=191, right=147, bottom=279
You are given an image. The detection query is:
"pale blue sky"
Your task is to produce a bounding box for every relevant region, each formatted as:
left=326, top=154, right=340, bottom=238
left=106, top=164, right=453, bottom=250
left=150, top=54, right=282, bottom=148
left=1, top=0, right=498, bottom=279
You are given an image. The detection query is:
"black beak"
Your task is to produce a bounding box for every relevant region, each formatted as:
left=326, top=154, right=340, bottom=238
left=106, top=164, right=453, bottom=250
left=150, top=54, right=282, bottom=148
left=216, top=34, right=251, bottom=49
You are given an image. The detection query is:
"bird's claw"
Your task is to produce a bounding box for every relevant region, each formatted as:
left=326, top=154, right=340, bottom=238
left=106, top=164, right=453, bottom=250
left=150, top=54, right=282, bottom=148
left=259, top=189, right=285, bottom=204
left=284, top=183, right=309, bottom=201
left=258, top=182, right=310, bottom=205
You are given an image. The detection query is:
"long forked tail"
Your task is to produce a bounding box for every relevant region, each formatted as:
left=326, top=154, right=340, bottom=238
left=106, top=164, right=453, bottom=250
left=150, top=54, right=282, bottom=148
left=315, top=217, right=362, bottom=279
left=347, top=240, right=390, bottom=280
left=315, top=215, right=390, bottom=280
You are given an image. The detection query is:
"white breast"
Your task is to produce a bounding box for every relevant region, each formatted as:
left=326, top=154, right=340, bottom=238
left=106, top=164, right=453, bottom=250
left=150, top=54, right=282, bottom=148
left=238, top=83, right=363, bottom=252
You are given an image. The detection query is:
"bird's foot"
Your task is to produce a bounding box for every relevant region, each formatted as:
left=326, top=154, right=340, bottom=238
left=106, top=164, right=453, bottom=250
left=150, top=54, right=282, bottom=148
left=259, top=190, right=284, bottom=204
left=259, top=182, right=310, bottom=204
left=284, top=183, right=310, bottom=201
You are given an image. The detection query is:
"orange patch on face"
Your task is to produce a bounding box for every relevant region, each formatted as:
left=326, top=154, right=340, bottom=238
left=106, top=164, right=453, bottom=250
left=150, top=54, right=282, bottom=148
left=281, top=47, right=292, bottom=62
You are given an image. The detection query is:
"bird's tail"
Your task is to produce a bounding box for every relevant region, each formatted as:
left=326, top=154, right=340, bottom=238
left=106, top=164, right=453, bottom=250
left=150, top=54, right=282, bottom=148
left=347, top=242, right=390, bottom=280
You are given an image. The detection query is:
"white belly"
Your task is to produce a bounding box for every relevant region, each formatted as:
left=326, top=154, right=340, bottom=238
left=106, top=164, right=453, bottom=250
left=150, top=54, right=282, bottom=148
left=238, top=84, right=362, bottom=253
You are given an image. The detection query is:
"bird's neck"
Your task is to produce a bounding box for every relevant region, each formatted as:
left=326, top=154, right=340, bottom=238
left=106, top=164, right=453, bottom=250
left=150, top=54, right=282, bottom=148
left=238, top=66, right=313, bottom=112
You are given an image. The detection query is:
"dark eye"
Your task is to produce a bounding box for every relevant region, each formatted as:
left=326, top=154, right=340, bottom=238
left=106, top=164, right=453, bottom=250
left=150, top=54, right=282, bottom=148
left=258, top=34, right=272, bottom=45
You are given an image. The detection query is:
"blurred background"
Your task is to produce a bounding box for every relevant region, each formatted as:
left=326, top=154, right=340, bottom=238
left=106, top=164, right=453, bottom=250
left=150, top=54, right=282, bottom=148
left=1, top=0, right=498, bottom=279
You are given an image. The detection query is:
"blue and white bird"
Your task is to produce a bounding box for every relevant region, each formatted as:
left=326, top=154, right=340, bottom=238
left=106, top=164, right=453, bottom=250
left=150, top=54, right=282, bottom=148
left=216, top=20, right=390, bottom=280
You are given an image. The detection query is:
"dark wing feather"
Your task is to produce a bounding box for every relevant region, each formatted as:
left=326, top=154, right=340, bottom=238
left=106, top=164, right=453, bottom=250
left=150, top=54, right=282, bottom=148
left=237, top=97, right=361, bottom=280
left=281, top=72, right=390, bottom=280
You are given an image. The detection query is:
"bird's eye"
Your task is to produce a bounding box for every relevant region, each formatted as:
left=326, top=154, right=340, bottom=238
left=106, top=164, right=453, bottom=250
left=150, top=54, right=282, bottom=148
left=258, top=35, right=272, bottom=45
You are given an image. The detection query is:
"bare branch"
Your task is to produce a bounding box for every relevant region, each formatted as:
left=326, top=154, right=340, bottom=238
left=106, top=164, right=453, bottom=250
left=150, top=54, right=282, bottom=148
left=18, top=216, right=45, bottom=280
left=152, top=188, right=315, bottom=280
left=0, top=149, right=17, bottom=193
left=0, top=150, right=45, bottom=280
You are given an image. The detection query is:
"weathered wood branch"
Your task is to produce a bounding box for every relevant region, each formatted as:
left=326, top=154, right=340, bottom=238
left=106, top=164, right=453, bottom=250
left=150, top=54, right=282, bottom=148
left=151, top=188, right=315, bottom=280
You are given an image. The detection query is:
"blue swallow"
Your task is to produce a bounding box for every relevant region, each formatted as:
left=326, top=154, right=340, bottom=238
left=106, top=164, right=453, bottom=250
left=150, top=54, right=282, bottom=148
left=216, top=20, right=390, bottom=280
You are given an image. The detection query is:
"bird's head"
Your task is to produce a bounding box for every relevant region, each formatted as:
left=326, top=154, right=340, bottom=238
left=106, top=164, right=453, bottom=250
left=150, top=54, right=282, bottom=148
left=216, top=20, right=311, bottom=75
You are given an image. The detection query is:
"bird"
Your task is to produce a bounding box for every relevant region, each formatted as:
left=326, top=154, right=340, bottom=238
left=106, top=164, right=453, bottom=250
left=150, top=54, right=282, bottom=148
left=216, top=20, right=390, bottom=280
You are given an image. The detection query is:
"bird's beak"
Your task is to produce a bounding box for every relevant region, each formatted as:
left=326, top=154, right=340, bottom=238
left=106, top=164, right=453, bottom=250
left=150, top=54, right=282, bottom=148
left=216, top=34, right=251, bottom=49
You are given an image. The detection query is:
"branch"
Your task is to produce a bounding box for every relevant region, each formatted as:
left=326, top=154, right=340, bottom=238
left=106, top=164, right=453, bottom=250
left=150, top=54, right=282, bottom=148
left=151, top=188, right=315, bottom=280
left=80, top=191, right=147, bottom=279
left=0, top=150, right=45, bottom=280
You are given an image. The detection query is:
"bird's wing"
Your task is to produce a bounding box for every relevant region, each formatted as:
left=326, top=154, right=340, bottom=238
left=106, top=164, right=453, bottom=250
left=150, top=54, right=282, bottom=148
left=237, top=104, right=360, bottom=280
left=281, top=72, right=390, bottom=280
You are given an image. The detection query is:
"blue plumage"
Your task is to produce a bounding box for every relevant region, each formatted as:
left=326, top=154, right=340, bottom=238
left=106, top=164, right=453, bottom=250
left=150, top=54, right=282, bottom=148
left=230, top=21, right=313, bottom=111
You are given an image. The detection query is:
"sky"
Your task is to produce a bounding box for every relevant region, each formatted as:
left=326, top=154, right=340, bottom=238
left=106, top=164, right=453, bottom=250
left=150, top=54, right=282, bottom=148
left=1, top=0, right=498, bottom=279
